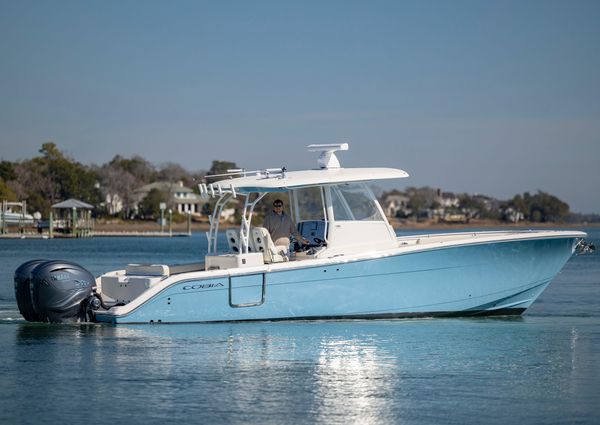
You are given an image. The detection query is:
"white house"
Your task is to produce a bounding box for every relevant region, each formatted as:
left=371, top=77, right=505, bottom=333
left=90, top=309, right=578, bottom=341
left=382, top=193, right=411, bottom=217
left=435, top=190, right=460, bottom=209
left=134, top=181, right=203, bottom=215
left=103, top=193, right=123, bottom=215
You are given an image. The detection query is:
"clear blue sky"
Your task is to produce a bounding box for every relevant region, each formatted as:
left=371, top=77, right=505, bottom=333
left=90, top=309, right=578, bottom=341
left=1, top=0, right=599, bottom=212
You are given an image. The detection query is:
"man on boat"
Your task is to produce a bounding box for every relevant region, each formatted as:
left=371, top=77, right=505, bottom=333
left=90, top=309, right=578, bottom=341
left=263, top=199, right=309, bottom=248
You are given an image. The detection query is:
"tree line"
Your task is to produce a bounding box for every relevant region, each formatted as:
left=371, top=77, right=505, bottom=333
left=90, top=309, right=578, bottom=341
left=380, top=186, right=575, bottom=223
left=0, top=142, right=586, bottom=223
left=0, top=143, right=213, bottom=218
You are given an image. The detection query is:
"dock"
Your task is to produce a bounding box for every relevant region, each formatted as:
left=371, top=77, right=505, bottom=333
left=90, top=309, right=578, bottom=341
left=93, top=231, right=191, bottom=237
left=0, top=231, right=191, bottom=239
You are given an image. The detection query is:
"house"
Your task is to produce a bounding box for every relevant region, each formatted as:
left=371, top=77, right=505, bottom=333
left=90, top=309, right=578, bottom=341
left=382, top=193, right=411, bottom=218
left=435, top=189, right=460, bottom=209
left=221, top=207, right=236, bottom=223
left=103, top=193, right=123, bottom=215
left=134, top=181, right=203, bottom=215
left=503, top=207, right=525, bottom=223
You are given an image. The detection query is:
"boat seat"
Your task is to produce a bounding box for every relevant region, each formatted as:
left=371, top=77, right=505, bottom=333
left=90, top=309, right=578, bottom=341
left=125, top=263, right=204, bottom=276
left=251, top=227, right=288, bottom=263
left=104, top=265, right=169, bottom=304
left=168, top=262, right=205, bottom=274
left=226, top=228, right=255, bottom=254
left=126, top=264, right=170, bottom=276
left=226, top=229, right=242, bottom=253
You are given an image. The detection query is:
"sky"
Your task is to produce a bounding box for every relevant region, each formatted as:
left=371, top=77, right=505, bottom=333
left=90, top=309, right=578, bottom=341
left=1, top=0, right=599, bottom=213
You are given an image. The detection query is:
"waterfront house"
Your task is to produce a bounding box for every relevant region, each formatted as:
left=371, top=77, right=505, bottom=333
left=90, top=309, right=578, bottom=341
left=134, top=181, right=202, bottom=215
left=435, top=189, right=460, bottom=209
left=382, top=193, right=411, bottom=217
left=102, top=193, right=123, bottom=215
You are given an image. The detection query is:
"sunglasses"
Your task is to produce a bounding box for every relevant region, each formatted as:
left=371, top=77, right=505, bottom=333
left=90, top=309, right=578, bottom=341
left=273, top=204, right=283, bottom=207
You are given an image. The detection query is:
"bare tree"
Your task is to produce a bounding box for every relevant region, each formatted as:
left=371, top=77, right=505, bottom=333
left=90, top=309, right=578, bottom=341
left=156, top=162, right=193, bottom=186
left=97, top=165, right=138, bottom=218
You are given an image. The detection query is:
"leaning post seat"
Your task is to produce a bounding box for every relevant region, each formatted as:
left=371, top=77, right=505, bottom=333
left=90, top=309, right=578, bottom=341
left=251, top=227, right=289, bottom=263
left=225, top=228, right=241, bottom=253
left=226, top=228, right=256, bottom=253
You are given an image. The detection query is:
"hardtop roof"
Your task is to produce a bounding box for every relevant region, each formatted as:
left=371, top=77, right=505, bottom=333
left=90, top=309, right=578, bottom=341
left=211, top=167, right=409, bottom=193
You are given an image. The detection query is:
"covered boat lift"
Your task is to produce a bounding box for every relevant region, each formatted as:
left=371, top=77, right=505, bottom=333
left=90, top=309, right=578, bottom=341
left=1, top=200, right=34, bottom=235
left=50, top=198, right=94, bottom=238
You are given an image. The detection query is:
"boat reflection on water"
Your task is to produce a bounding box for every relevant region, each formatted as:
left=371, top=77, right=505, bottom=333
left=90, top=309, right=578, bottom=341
left=11, top=316, right=599, bottom=424
left=104, top=321, right=400, bottom=423
left=313, top=336, right=396, bottom=424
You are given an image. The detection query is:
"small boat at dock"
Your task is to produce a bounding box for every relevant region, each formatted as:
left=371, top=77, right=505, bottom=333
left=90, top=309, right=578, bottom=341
left=1, top=211, right=34, bottom=225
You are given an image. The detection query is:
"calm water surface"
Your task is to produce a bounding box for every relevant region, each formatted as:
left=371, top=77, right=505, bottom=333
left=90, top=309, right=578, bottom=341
left=1, top=229, right=599, bottom=425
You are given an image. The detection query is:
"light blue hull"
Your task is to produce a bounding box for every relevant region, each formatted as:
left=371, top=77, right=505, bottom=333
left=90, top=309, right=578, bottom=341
left=96, top=237, right=577, bottom=324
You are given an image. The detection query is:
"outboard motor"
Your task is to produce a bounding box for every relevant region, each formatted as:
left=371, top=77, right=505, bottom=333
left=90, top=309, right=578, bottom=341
left=15, top=260, right=97, bottom=323
left=14, top=259, right=48, bottom=322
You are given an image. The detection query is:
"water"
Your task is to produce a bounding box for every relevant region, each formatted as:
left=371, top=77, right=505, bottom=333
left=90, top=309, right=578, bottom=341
left=1, top=229, right=599, bottom=425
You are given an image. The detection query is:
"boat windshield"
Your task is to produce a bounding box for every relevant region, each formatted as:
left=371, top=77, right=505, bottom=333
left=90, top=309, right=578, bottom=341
left=330, top=183, right=383, bottom=221
left=293, top=187, right=325, bottom=221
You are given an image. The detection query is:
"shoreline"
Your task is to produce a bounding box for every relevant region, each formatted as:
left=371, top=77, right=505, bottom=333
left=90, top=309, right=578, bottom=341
left=387, top=218, right=600, bottom=230
left=1, top=219, right=596, bottom=239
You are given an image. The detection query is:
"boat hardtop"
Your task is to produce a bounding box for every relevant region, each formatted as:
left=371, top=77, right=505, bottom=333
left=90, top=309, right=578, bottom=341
left=208, top=166, right=409, bottom=192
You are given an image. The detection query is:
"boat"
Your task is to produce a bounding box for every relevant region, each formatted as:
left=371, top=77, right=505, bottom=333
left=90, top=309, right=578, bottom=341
left=14, top=144, right=594, bottom=323
left=1, top=211, right=34, bottom=225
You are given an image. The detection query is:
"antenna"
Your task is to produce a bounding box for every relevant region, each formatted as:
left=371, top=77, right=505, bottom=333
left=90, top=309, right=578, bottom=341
left=307, top=143, right=349, bottom=169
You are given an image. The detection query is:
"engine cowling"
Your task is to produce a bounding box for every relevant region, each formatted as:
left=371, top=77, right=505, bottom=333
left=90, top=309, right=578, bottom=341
left=15, top=260, right=96, bottom=323
left=14, top=259, right=48, bottom=322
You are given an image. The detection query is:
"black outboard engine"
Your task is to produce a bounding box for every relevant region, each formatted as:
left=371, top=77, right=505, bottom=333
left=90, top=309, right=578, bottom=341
left=15, top=260, right=97, bottom=323
left=14, top=259, right=48, bottom=322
